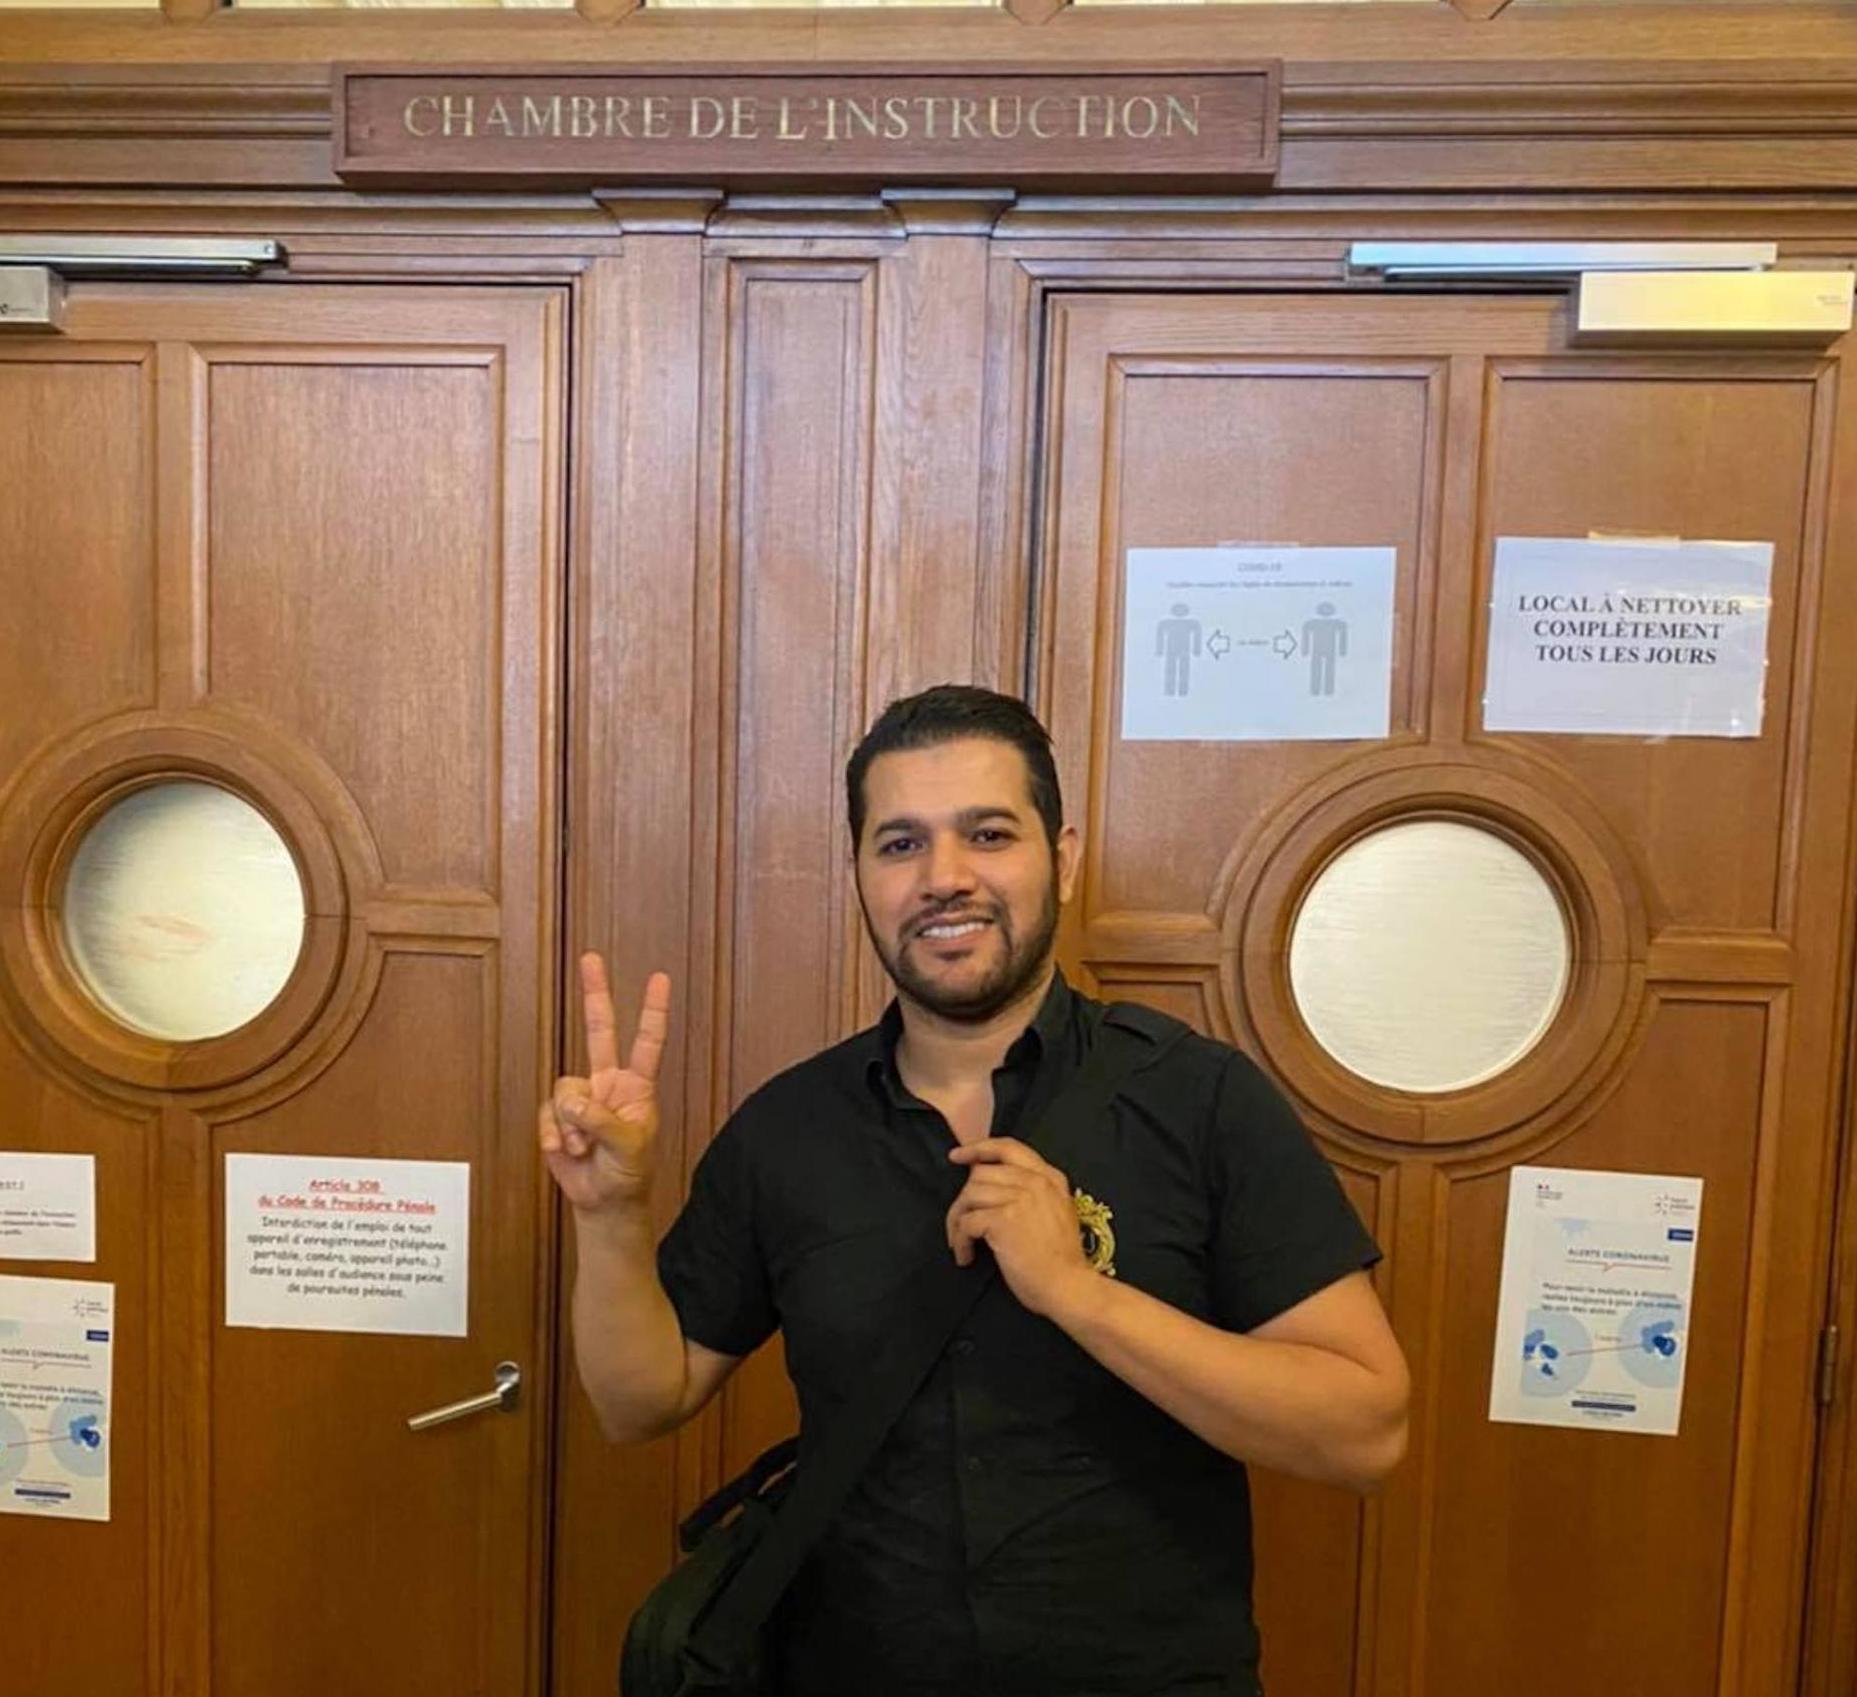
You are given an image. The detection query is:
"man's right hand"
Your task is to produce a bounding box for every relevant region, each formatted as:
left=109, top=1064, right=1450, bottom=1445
left=539, top=953, right=672, bottom=1215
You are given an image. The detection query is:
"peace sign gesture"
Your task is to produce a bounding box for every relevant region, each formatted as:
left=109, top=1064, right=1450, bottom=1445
left=538, top=953, right=672, bottom=1214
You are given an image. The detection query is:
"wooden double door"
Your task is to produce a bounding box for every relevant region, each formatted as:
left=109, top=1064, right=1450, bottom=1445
left=1034, top=292, right=1857, bottom=1697
left=0, top=284, right=564, bottom=1697
left=2, top=275, right=1853, bottom=1697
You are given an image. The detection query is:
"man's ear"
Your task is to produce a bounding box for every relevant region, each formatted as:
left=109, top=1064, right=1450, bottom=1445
left=1055, top=824, right=1082, bottom=904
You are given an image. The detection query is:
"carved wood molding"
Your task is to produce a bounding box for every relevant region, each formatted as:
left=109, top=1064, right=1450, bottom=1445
left=10, top=64, right=1857, bottom=148
left=1283, top=76, right=1857, bottom=139
left=0, top=74, right=330, bottom=142
left=6, top=62, right=1857, bottom=197
left=879, top=186, right=1017, bottom=235
left=5, top=5, right=1856, bottom=69
left=592, top=186, right=723, bottom=231
left=2, top=193, right=1856, bottom=253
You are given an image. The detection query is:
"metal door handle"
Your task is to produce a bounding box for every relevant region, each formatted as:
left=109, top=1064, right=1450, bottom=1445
left=407, top=1361, right=521, bottom=1431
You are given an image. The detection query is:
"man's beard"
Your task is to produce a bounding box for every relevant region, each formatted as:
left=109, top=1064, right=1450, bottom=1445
left=862, top=873, right=1060, bottom=1023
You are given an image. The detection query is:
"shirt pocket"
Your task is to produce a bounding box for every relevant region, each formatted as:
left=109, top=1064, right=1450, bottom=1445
left=775, top=1222, right=929, bottom=1394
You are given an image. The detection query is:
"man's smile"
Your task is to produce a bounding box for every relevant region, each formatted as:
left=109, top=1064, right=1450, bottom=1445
left=910, top=906, right=999, bottom=950
left=917, top=918, right=990, bottom=942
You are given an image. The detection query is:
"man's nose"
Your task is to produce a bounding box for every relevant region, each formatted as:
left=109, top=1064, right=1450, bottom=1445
left=921, top=832, right=976, bottom=897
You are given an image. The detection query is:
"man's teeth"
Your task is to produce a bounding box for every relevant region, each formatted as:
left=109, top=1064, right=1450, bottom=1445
left=921, top=920, right=986, bottom=939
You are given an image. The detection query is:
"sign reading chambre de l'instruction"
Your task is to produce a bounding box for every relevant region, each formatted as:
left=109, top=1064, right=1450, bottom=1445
left=334, top=66, right=1279, bottom=190
left=1484, top=536, right=1775, bottom=738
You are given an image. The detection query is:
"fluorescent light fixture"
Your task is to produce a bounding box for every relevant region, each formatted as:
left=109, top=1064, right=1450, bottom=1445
left=1348, top=242, right=1776, bottom=281
left=0, top=237, right=282, bottom=277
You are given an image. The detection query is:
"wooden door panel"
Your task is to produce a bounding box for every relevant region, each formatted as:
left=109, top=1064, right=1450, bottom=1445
left=209, top=953, right=515, bottom=1695
left=696, top=259, right=880, bottom=1486
left=1038, top=292, right=1856, bottom=1697
left=0, top=353, right=153, bottom=781
left=712, top=265, right=874, bottom=1147
left=0, top=1043, right=156, bottom=1697
left=0, top=347, right=163, bottom=1697
left=1093, top=365, right=1438, bottom=917
left=0, top=285, right=563, bottom=1697
left=205, top=358, right=503, bottom=894
left=1482, top=365, right=1824, bottom=931
left=556, top=229, right=1012, bottom=1696
left=1425, top=997, right=1764, bottom=1694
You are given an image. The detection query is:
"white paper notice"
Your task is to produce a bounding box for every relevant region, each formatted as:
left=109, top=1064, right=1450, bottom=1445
left=1484, top=537, right=1773, bottom=737
left=0, top=1274, right=113, bottom=1521
left=225, top=1154, right=470, bottom=1338
left=1120, top=546, right=1397, bottom=742
left=0, top=1153, right=96, bottom=1262
left=1489, top=1166, right=1703, bottom=1436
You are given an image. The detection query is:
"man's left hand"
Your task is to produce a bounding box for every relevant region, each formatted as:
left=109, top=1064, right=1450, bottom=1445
left=946, top=1139, right=1097, bottom=1321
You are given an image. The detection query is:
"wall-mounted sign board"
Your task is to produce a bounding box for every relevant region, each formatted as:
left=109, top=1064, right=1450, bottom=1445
left=334, top=64, right=1279, bottom=191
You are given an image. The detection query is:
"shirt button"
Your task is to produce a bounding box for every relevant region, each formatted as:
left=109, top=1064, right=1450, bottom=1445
left=964, top=1454, right=984, bottom=1474
left=950, top=1338, right=976, bottom=1359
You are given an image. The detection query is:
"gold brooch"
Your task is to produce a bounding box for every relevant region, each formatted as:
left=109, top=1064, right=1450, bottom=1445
left=1072, top=1189, right=1117, bottom=1279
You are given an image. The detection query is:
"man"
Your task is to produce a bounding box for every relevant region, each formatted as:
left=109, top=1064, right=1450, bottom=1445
left=540, top=684, right=1408, bottom=1697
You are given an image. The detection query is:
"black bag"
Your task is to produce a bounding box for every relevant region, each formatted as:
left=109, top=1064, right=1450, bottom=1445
left=618, top=1003, right=1187, bottom=1697
left=621, top=1437, right=798, bottom=1697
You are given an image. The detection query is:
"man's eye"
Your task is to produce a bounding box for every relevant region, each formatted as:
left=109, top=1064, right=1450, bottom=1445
left=972, top=829, right=1011, bottom=845
left=877, top=837, right=917, bottom=856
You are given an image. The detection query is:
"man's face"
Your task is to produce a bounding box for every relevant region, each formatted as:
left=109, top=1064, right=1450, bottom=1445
left=854, top=737, right=1079, bottom=1022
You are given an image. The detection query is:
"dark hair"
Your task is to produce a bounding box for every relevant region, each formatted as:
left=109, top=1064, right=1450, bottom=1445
left=846, top=684, right=1063, bottom=849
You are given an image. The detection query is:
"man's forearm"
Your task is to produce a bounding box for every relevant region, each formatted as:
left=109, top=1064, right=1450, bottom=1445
left=569, top=1202, right=692, bottom=1443
left=1049, top=1273, right=1408, bottom=1491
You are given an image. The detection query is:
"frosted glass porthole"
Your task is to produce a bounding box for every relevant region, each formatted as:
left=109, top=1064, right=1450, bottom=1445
left=1288, top=820, right=1571, bottom=1094
left=60, top=781, right=306, bottom=1042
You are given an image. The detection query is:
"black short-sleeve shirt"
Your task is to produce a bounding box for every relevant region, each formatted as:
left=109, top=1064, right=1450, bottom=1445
left=658, top=972, right=1380, bottom=1697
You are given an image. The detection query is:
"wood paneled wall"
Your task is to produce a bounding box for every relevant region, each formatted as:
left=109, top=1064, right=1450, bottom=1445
left=2, top=8, right=1857, bottom=1696
left=558, top=216, right=1019, bottom=1684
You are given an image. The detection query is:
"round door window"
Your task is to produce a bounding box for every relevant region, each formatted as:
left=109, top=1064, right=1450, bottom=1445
left=1288, top=819, right=1571, bottom=1094
left=60, top=780, right=306, bottom=1042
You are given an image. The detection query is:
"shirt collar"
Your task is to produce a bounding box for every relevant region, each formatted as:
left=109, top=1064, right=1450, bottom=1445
left=867, top=967, right=1074, bottom=1109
